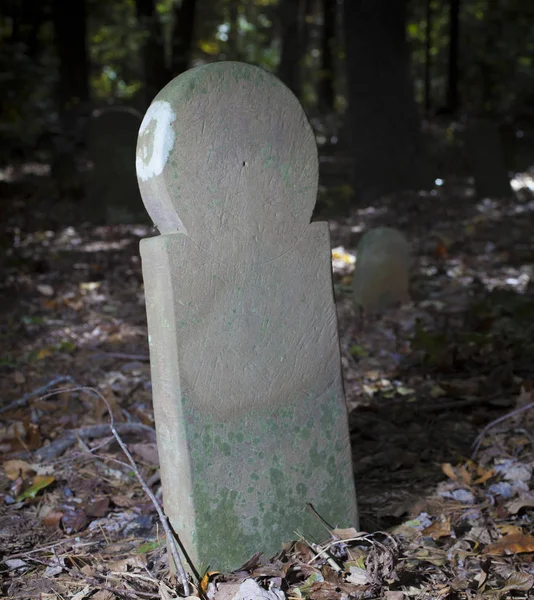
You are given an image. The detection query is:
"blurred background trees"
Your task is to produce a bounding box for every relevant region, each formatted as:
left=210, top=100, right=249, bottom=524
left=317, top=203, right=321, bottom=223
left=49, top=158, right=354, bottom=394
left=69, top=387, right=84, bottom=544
left=1, top=0, right=534, bottom=205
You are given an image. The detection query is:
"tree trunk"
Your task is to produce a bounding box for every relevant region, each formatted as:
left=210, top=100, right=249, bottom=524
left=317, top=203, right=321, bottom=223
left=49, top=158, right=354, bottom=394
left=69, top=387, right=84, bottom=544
left=171, top=0, right=198, bottom=76
left=278, top=0, right=303, bottom=97
left=9, top=0, right=44, bottom=59
left=52, top=0, right=90, bottom=120
left=318, top=0, right=336, bottom=112
left=135, top=0, right=169, bottom=106
left=446, top=0, right=460, bottom=114
left=424, top=0, right=432, bottom=115
left=227, top=0, right=240, bottom=60
left=343, top=0, right=429, bottom=203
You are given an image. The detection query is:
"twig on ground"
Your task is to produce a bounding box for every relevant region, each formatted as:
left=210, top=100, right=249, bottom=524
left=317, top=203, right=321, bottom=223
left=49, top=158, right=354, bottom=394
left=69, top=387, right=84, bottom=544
left=472, top=400, right=534, bottom=458
left=35, top=422, right=156, bottom=462
left=33, top=385, right=192, bottom=597
left=416, top=393, right=505, bottom=413
left=92, top=352, right=150, bottom=361
left=0, top=375, right=74, bottom=414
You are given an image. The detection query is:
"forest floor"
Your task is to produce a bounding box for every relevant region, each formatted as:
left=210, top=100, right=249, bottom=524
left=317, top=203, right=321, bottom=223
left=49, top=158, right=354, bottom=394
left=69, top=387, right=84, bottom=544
left=2, top=164, right=534, bottom=599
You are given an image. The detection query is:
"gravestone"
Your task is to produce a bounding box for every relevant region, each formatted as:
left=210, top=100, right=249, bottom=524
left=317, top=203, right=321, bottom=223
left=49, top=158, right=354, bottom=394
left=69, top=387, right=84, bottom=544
left=136, top=61, right=358, bottom=572
left=465, top=118, right=514, bottom=199
left=87, top=106, right=148, bottom=224
left=352, top=227, right=411, bottom=312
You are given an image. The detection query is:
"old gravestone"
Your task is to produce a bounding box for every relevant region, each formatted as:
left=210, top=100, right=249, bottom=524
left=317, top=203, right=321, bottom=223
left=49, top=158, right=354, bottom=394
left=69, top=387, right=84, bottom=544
left=87, top=106, right=149, bottom=224
left=136, top=61, right=358, bottom=572
left=352, top=227, right=411, bottom=313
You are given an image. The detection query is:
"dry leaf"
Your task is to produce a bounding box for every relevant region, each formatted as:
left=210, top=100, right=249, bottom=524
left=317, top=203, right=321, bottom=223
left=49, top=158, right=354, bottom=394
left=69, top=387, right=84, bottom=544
left=3, top=459, right=33, bottom=480
left=422, top=518, right=452, bottom=540
left=332, top=527, right=361, bottom=540
left=441, top=463, right=457, bottom=481
left=483, top=533, right=534, bottom=556
left=13, top=371, right=25, bottom=385
left=507, top=498, right=534, bottom=514
left=42, top=508, right=64, bottom=529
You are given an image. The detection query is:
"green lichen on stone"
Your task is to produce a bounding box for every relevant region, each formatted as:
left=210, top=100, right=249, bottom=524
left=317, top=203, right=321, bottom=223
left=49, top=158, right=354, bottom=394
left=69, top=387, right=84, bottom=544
left=175, top=387, right=356, bottom=571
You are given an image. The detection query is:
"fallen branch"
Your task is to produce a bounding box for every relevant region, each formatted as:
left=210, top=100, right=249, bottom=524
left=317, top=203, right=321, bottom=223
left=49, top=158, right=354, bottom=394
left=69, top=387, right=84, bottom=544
left=33, top=385, right=192, bottom=597
left=472, top=400, right=534, bottom=458
left=0, top=375, right=74, bottom=415
left=91, top=351, right=150, bottom=361
left=35, top=422, right=156, bottom=462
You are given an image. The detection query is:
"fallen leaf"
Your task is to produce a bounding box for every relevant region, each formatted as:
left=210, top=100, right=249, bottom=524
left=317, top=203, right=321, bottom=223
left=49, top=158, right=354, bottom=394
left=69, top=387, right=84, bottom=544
left=86, top=496, right=110, bottom=518
left=36, top=346, right=54, bottom=360
left=109, top=555, right=146, bottom=571
left=441, top=463, right=458, bottom=481
left=422, top=518, right=452, bottom=540
left=92, top=590, right=115, bottom=600
left=507, top=498, right=534, bottom=514
left=497, top=524, right=524, bottom=536
left=17, top=475, right=55, bottom=501
left=61, top=506, right=88, bottom=533
left=3, top=459, right=33, bottom=480
left=41, top=507, right=64, bottom=529
left=229, top=579, right=285, bottom=600
left=211, top=582, right=241, bottom=600
left=332, top=527, right=361, bottom=540
left=4, top=559, right=27, bottom=570
left=137, top=539, right=163, bottom=553
left=37, top=284, right=54, bottom=296
left=483, top=533, right=534, bottom=556
left=13, top=371, right=25, bottom=385
left=346, top=565, right=369, bottom=585
left=71, top=585, right=91, bottom=600
left=130, top=442, right=160, bottom=465
left=498, top=572, right=534, bottom=592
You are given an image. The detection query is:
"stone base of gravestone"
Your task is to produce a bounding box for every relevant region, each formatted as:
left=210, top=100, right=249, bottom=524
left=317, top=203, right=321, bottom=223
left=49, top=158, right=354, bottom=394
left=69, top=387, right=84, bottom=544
left=87, top=107, right=149, bottom=225
left=352, top=227, right=411, bottom=313
left=137, top=61, right=358, bottom=573
left=465, top=118, right=514, bottom=199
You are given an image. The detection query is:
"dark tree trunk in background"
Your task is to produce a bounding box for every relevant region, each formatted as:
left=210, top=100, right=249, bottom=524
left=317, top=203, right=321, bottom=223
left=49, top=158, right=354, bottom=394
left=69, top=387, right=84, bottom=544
left=227, top=0, right=240, bottom=60
left=424, top=0, right=432, bottom=115
left=344, top=0, right=429, bottom=203
left=52, top=0, right=90, bottom=123
left=318, top=0, right=336, bottom=112
left=171, top=0, right=198, bottom=76
left=446, top=0, right=460, bottom=114
left=278, top=0, right=303, bottom=97
left=135, top=0, right=168, bottom=106
left=9, top=0, right=44, bottom=59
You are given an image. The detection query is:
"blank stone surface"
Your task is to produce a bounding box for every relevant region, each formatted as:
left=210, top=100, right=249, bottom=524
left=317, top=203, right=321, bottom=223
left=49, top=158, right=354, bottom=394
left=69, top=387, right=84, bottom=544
left=137, top=61, right=358, bottom=572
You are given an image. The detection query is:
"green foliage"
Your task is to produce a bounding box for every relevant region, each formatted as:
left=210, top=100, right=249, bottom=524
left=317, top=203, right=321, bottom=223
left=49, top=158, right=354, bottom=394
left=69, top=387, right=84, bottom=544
left=88, top=0, right=143, bottom=101
left=408, top=0, right=534, bottom=116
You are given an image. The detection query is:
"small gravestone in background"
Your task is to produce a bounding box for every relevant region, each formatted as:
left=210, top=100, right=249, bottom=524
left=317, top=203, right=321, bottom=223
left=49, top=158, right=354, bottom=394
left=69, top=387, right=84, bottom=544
left=136, top=61, right=358, bottom=572
left=87, top=107, right=149, bottom=224
left=465, top=118, right=514, bottom=199
left=352, top=227, right=411, bottom=313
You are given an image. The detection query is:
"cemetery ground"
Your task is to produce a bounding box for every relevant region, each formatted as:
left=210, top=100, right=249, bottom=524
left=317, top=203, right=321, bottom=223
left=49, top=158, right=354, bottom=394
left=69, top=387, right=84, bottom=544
left=2, top=171, right=534, bottom=598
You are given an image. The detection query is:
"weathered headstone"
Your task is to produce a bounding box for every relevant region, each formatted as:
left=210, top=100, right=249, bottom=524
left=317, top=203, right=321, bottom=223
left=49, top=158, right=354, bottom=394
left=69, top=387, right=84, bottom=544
left=352, top=227, right=411, bottom=312
left=88, top=106, right=149, bottom=224
left=465, top=118, right=514, bottom=199
left=136, top=61, right=358, bottom=572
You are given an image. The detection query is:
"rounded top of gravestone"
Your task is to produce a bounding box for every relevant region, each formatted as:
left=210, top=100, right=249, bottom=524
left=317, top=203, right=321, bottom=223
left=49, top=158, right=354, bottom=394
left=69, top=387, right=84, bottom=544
left=136, top=61, right=318, bottom=260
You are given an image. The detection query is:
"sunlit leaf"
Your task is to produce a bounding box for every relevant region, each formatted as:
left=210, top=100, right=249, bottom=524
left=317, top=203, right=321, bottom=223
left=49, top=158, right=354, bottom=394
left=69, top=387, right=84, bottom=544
left=136, top=539, right=163, bottom=554
left=17, top=475, right=55, bottom=501
left=349, top=345, right=368, bottom=358
left=483, top=533, right=534, bottom=556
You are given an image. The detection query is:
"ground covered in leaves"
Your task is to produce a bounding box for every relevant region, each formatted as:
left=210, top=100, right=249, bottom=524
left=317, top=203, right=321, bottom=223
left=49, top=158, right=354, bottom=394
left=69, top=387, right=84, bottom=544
left=2, top=165, right=534, bottom=599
